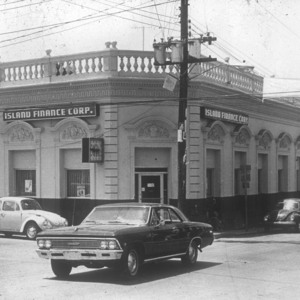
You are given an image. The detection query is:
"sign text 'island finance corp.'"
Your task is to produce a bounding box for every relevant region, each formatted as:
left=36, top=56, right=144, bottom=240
left=3, top=103, right=98, bottom=121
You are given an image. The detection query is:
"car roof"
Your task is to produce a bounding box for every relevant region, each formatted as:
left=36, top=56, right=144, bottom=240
left=0, top=196, right=34, bottom=202
left=93, top=202, right=177, bottom=209
left=283, top=198, right=300, bottom=202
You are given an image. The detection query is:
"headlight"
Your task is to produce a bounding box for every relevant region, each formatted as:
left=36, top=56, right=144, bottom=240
left=289, top=214, right=295, bottom=221
left=45, top=240, right=52, bottom=249
left=108, top=240, right=118, bottom=250
left=37, top=239, right=45, bottom=248
left=99, top=239, right=120, bottom=250
left=37, top=239, right=52, bottom=249
left=100, top=240, right=108, bottom=249
left=42, top=219, right=52, bottom=228
left=264, top=215, right=269, bottom=222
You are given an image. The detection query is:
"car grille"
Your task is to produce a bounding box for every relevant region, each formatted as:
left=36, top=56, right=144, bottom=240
left=51, top=239, right=101, bottom=249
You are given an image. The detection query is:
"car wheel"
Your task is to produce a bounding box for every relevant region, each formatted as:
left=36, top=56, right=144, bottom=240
left=121, top=247, right=140, bottom=278
left=181, top=240, right=198, bottom=265
left=51, top=260, right=72, bottom=278
left=25, top=222, right=39, bottom=240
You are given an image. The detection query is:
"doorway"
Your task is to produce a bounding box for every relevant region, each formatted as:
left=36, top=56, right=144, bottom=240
left=135, top=168, right=168, bottom=203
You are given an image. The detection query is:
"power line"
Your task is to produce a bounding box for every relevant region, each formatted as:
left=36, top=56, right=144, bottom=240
left=0, top=0, right=179, bottom=49
left=0, top=0, right=53, bottom=12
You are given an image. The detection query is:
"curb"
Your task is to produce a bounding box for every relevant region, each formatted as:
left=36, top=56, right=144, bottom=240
left=214, top=228, right=264, bottom=239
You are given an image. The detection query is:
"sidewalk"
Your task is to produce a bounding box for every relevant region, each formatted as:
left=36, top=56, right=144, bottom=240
left=214, top=227, right=264, bottom=239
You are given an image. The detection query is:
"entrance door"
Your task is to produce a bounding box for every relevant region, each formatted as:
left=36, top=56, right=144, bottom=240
left=136, top=172, right=167, bottom=203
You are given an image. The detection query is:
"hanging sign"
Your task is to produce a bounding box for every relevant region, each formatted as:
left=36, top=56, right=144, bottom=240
left=163, top=74, right=177, bottom=92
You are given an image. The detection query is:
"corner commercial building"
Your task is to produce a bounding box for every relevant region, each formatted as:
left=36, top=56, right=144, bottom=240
left=0, top=42, right=299, bottom=228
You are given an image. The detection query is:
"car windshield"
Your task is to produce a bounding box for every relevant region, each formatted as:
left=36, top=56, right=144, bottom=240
left=21, top=199, right=42, bottom=210
left=83, top=206, right=150, bottom=225
left=283, top=200, right=299, bottom=210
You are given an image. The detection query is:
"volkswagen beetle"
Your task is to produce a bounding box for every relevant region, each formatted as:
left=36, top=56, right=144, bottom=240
left=264, top=198, right=300, bottom=232
left=0, top=197, right=68, bottom=239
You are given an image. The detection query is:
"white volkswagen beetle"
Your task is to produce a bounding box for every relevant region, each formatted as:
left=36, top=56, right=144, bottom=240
left=0, top=197, right=68, bottom=239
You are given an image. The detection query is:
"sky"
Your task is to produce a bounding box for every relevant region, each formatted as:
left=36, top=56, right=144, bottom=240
left=1, top=0, right=300, bottom=96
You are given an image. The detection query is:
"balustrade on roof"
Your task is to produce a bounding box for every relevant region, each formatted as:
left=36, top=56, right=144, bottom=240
left=0, top=43, right=263, bottom=95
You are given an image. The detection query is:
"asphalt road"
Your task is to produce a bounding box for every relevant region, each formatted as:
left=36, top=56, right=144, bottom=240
left=1, top=231, right=300, bottom=300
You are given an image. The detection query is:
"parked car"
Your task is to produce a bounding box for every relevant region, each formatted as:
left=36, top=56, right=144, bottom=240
left=36, top=203, right=214, bottom=278
left=0, top=197, right=68, bottom=239
left=264, top=198, right=300, bottom=232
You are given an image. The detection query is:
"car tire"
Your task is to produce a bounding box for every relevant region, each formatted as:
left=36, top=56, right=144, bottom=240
left=51, top=260, right=72, bottom=278
left=121, top=247, right=140, bottom=278
left=24, top=222, right=39, bottom=240
left=181, top=240, right=198, bottom=265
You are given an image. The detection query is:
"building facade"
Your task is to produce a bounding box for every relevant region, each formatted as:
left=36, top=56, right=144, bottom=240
left=0, top=42, right=299, bottom=228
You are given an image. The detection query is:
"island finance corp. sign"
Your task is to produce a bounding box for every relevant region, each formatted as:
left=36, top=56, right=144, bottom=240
left=201, top=107, right=249, bottom=125
left=3, top=103, right=98, bottom=121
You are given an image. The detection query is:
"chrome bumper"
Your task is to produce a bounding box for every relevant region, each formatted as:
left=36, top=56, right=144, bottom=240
left=272, top=221, right=296, bottom=227
left=36, top=249, right=123, bottom=261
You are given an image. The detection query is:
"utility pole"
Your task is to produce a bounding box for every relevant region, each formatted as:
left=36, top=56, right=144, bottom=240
left=153, top=0, right=216, bottom=212
left=177, top=0, right=189, bottom=211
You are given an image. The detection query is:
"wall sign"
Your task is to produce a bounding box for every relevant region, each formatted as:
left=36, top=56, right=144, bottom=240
left=201, top=107, right=249, bottom=125
left=82, top=137, right=104, bottom=163
left=3, top=103, right=98, bottom=121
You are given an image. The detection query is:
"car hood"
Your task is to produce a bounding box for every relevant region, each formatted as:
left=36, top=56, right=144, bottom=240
left=25, top=210, right=66, bottom=224
left=276, top=209, right=294, bottom=221
left=37, top=223, right=141, bottom=237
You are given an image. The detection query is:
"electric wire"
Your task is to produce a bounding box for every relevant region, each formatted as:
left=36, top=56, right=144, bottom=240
left=0, top=0, right=180, bottom=49
left=0, top=0, right=53, bottom=12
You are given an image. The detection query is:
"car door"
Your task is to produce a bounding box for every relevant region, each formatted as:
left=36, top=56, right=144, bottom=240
left=1, top=200, right=22, bottom=232
left=147, top=207, right=186, bottom=257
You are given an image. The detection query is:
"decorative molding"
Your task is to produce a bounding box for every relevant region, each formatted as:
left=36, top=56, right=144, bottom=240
left=256, top=129, right=273, bottom=151
left=202, top=120, right=227, bottom=144
left=0, top=79, right=172, bottom=107
left=10, top=125, right=34, bottom=142
left=295, top=136, right=300, bottom=150
left=124, top=115, right=176, bottom=141
left=276, top=132, right=292, bottom=151
left=232, top=125, right=252, bottom=147
left=48, top=117, right=98, bottom=143
left=138, top=121, right=169, bottom=138
left=60, top=124, right=87, bottom=141
left=0, top=120, right=41, bottom=144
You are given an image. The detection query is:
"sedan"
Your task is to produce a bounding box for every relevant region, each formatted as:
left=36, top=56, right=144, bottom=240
left=0, top=197, right=68, bottom=239
left=36, top=203, right=214, bottom=278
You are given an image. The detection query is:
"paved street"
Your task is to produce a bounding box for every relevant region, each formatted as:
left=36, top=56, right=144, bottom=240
left=1, top=231, right=300, bottom=300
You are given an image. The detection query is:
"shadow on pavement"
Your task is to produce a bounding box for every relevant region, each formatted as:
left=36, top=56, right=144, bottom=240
left=0, top=234, right=33, bottom=241
left=47, top=259, right=221, bottom=285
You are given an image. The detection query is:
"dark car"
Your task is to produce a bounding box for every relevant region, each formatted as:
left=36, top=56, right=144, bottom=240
left=36, top=203, right=214, bottom=278
left=264, top=198, right=300, bottom=232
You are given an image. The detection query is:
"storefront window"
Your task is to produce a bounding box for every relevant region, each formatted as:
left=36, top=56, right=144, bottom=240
left=297, top=158, right=300, bottom=191
left=67, top=170, right=90, bottom=197
left=278, top=155, right=288, bottom=192
left=206, top=168, right=214, bottom=197
left=258, top=153, right=268, bottom=194
left=16, top=170, right=36, bottom=196
left=234, top=151, right=246, bottom=195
